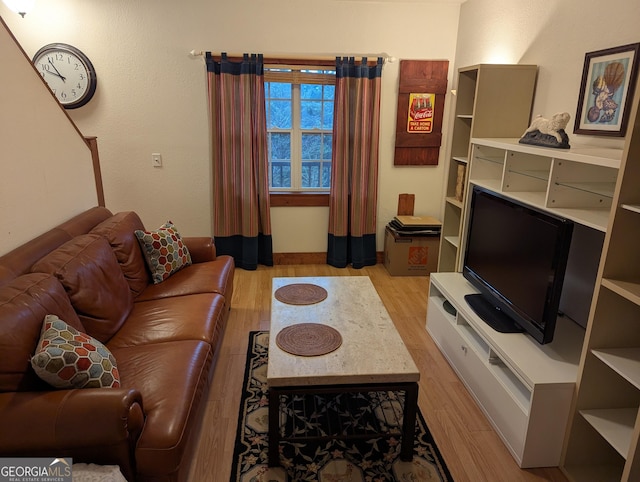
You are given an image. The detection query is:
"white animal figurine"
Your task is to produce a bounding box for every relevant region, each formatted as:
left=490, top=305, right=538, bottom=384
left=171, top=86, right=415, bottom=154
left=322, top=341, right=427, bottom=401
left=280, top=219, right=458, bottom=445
left=521, top=112, right=570, bottom=143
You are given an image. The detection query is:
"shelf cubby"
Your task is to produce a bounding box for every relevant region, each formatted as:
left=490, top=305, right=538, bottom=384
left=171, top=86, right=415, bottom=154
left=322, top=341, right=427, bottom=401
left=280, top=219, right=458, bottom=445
left=563, top=414, right=626, bottom=482
left=503, top=150, right=551, bottom=193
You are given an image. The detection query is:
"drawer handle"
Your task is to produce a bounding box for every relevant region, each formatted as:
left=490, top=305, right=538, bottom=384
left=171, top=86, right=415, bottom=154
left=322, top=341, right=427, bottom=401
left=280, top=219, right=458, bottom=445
left=461, top=345, right=468, bottom=354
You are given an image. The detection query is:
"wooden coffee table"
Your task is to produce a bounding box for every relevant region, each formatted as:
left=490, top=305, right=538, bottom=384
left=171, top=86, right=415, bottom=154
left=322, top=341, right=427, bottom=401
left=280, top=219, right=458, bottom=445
left=267, top=276, right=420, bottom=467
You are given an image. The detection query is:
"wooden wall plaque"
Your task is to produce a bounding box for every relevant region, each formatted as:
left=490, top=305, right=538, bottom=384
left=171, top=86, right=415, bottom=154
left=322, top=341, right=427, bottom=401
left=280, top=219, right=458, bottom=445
left=394, top=60, right=449, bottom=166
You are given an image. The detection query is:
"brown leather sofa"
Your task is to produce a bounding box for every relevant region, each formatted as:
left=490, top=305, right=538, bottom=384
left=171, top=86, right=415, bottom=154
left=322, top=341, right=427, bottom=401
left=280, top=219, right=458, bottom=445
left=0, top=207, right=235, bottom=482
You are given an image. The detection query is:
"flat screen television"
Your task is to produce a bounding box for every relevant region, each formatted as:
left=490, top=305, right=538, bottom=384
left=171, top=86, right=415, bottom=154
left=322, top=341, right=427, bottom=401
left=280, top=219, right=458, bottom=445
left=463, top=186, right=574, bottom=345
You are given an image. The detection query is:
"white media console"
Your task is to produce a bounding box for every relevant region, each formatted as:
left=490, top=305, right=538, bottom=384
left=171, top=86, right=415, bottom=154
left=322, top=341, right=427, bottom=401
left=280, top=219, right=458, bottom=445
left=426, top=272, right=585, bottom=468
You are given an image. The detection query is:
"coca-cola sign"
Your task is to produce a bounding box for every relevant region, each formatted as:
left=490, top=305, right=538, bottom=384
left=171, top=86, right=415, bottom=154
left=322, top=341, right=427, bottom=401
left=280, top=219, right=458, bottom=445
left=407, top=93, right=435, bottom=133
left=413, top=109, right=433, bottom=121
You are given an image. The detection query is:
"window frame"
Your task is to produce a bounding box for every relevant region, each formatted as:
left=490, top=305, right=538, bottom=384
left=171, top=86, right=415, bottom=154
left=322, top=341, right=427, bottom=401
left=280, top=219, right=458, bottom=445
left=264, top=62, right=335, bottom=196
left=270, top=192, right=329, bottom=207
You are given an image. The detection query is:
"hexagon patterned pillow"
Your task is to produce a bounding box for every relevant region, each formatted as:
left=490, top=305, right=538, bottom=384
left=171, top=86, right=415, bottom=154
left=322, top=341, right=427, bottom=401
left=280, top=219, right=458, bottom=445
left=135, top=221, right=192, bottom=284
left=31, top=315, right=120, bottom=389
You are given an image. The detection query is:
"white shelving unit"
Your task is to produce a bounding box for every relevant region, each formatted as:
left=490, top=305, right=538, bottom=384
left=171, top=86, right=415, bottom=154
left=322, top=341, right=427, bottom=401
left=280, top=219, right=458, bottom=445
left=561, top=75, right=640, bottom=482
left=438, top=64, right=537, bottom=273
left=428, top=103, right=627, bottom=472
left=427, top=272, right=584, bottom=467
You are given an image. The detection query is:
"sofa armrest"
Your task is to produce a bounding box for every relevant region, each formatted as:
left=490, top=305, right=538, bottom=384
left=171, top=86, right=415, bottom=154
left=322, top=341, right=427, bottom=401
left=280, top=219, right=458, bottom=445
left=183, top=236, right=217, bottom=263
left=0, top=388, right=144, bottom=469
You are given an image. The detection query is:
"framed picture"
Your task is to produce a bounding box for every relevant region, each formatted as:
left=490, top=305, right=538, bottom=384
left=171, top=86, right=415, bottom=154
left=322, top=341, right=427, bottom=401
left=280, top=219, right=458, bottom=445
left=575, top=42, right=640, bottom=136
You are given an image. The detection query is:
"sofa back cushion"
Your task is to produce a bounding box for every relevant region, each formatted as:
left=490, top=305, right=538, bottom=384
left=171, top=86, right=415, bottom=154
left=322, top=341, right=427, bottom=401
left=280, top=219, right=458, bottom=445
left=90, top=211, right=150, bottom=296
left=31, top=234, right=133, bottom=343
left=0, top=207, right=113, bottom=281
left=0, top=273, right=84, bottom=392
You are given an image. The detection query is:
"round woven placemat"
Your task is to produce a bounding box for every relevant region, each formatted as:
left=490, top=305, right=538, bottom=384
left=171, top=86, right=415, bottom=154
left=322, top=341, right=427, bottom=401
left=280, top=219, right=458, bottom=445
left=275, top=323, right=342, bottom=357
left=274, top=283, right=328, bottom=305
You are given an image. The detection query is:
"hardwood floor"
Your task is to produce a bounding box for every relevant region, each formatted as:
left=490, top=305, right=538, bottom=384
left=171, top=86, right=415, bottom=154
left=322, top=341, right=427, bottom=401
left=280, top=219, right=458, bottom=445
left=187, top=264, right=569, bottom=481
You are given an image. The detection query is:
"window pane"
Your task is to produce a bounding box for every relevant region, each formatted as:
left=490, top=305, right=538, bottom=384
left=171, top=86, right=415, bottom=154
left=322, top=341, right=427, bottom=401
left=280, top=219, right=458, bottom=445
left=323, top=102, right=334, bottom=130
left=301, top=84, right=322, bottom=100
left=302, top=133, right=321, bottom=188
left=301, top=85, right=334, bottom=130
left=324, top=85, right=335, bottom=100
left=269, top=132, right=290, bottom=160
left=267, top=100, right=292, bottom=129
left=301, top=161, right=322, bottom=188
left=266, top=82, right=292, bottom=129
left=270, top=161, right=291, bottom=188
left=322, top=163, right=331, bottom=188
left=268, top=132, right=291, bottom=188
left=301, top=161, right=331, bottom=188
left=301, top=133, right=332, bottom=188
left=301, top=133, right=321, bottom=160
left=301, top=134, right=332, bottom=159
left=301, top=100, right=322, bottom=129
left=322, top=134, right=332, bottom=160
left=323, top=85, right=335, bottom=130
left=267, top=82, right=291, bottom=99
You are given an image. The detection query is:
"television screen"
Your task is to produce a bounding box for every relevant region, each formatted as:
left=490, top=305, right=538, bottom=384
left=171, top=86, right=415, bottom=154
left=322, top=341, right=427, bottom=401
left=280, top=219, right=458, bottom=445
left=463, top=186, right=574, bottom=344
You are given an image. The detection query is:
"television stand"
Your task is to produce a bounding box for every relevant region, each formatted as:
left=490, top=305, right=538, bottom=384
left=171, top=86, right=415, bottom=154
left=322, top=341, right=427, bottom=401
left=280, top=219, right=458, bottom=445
left=464, top=293, right=525, bottom=334
left=427, top=272, right=584, bottom=468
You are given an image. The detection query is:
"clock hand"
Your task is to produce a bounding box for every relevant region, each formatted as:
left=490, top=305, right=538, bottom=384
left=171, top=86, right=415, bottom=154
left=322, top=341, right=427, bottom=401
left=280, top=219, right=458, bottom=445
left=44, top=69, right=65, bottom=81
left=48, top=58, right=66, bottom=82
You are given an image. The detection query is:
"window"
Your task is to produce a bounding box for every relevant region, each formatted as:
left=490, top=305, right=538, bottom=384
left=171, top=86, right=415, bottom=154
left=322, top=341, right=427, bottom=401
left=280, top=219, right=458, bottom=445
left=265, top=67, right=335, bottom=192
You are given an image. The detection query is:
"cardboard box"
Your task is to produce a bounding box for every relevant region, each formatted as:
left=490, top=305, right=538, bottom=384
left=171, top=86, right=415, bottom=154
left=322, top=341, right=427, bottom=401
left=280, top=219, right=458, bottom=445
left=384, top=226, right=440, bottom=276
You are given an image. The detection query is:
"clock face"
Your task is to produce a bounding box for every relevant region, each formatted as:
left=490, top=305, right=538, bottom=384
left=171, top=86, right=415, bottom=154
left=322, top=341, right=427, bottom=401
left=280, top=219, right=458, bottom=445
left=32, top=43, right=97, bottom=109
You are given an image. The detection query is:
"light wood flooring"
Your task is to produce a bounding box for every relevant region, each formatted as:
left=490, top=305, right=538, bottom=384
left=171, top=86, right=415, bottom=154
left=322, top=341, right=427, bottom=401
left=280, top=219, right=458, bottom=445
left=187, top=264, right=569, bottom=481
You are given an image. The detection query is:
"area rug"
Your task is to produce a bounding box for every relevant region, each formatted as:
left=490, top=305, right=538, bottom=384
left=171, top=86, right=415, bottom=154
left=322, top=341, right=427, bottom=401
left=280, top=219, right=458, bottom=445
left=229, top=331, right=454, bottom=482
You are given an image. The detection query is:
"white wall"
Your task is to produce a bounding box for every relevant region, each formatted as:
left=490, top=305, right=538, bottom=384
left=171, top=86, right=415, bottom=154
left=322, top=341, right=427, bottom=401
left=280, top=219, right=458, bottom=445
left=0, top=18, right=97, bottom=255
left=453, top=0, right=640, bottom=151
left=5, top=0, right=636, bottom=258
left=1, top=0, right=462, bottom=254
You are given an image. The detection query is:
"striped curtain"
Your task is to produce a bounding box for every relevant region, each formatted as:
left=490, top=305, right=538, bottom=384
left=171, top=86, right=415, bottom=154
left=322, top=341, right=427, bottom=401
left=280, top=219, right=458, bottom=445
left=206, top=53, right=273, bottom=270
left=327, top=57, right=383, bottom=268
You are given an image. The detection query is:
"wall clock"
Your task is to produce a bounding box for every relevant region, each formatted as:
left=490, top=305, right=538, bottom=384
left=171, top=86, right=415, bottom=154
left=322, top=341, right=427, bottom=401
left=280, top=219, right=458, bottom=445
left=32, top=43, right=97, bottom=109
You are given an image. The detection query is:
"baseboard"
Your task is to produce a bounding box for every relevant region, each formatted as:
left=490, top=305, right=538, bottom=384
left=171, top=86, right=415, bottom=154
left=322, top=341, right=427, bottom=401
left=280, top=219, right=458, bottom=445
left=273, top=253, right=326, bottom=265
left=273, top=252, right=385, bottom=265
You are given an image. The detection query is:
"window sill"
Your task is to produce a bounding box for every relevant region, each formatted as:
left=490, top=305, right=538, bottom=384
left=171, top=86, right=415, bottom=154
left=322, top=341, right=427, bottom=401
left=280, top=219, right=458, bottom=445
left=270, top=192, right=329, bottom=207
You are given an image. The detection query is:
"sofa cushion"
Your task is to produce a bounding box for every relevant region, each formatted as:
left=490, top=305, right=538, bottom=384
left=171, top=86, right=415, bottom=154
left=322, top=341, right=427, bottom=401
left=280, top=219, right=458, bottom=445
left=0, top=273, right=84, bottom=392
left=135, top=257, right=234, bottom=303
left=31, top=314, right=120, bottom=389
left=31, top=234, right=133, bottom=343
left=135, top=222, right=192, bottom=284
left=106, top=293, right=226, bottom=348
left=90, top=211, right=150, bottom=296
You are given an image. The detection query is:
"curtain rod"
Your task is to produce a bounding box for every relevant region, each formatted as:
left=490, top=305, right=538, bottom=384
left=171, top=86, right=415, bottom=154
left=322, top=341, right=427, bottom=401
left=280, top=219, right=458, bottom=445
left=189, top=50, right=396, bottom=63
